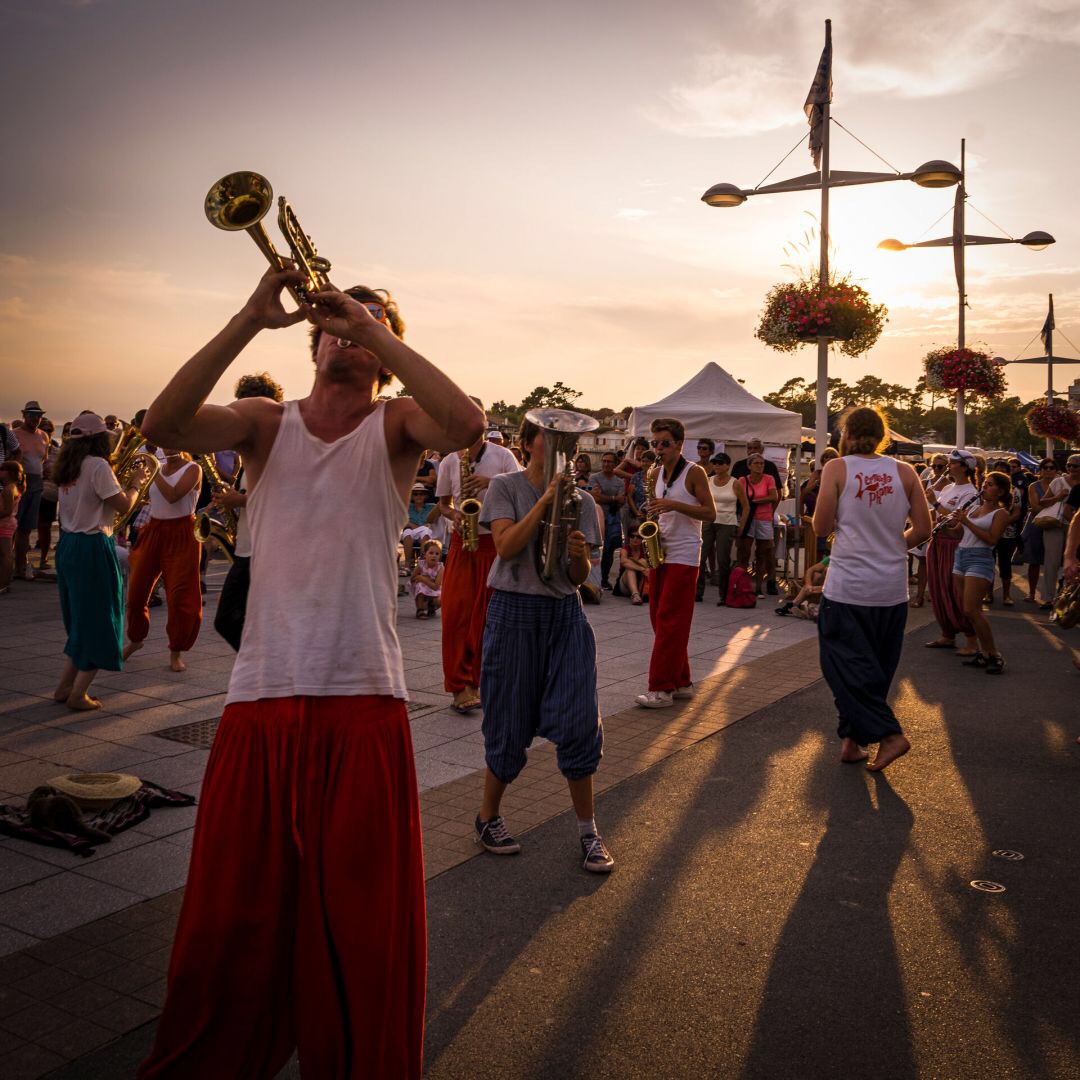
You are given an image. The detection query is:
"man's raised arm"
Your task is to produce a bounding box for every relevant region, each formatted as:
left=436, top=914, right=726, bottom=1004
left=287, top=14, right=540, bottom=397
left=143, top=269, right=305, bottom=451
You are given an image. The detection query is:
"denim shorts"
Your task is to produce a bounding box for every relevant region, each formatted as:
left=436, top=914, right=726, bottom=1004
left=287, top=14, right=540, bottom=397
left=953, top=546, right=995, bottom=582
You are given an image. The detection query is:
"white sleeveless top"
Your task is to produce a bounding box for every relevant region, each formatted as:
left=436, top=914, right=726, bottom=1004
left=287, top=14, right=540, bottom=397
left=226, top=400, right=407, bottom=704
left=711, top=477, right=739, bottom=525
left=823, top=455, right=911, bottom=607
left=149, top=461, right=200, bottom=519
left=959, top=505, right=1005, bottom=550
left=657, top=459, right=703, bottom=566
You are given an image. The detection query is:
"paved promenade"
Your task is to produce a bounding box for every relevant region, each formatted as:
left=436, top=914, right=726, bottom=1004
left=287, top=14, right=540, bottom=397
left=0, top=563, right=1076, bottom=1077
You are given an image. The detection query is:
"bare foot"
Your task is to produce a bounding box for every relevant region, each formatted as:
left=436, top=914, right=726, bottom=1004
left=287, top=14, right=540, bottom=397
left=169, top=652, right=186, bottom=673
left=54, top=686, right=74, bottom=703
left=839, top=738, right=869, bottom=763
left=66, top=693, right=102, bottom=712
left=122, top=640, right=144, bottom=661
left=867, top=734, right=910, bottom=772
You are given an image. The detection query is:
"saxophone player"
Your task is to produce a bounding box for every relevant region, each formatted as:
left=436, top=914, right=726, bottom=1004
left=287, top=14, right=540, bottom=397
left=635, top=417, right=715, bottom=709
left=473, top=414, right=613, bottom=872
left=435, top=401, right=520, bottom=713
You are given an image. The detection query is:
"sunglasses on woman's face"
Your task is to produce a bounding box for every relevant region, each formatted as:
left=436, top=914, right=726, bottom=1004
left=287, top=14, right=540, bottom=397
left=650, top=439, right=673, bottom=449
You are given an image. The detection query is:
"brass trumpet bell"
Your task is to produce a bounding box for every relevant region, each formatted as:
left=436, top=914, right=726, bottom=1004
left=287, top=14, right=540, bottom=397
left=205, top=172, right=274, bottom=232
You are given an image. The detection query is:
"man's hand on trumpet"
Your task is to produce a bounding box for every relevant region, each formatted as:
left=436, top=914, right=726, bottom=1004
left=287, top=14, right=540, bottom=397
left=240, top=266, right=309, bottom=332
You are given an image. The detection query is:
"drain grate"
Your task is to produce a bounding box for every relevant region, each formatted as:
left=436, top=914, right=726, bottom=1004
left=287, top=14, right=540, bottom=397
left=154, top=701, right=436, bottom=750
left=969, top=880, right=1007, bottom=894
left=155, top=717, right=221, bottom=749
left=991, top=849, right=1024, bottom=861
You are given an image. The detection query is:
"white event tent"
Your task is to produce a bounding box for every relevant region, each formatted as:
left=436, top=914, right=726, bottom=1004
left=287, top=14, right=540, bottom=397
left=627, top=362, right=802, bottom=445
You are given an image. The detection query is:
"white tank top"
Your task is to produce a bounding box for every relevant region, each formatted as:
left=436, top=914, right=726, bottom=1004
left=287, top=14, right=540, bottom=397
left=711, top=477, right=739, bottom=525
left=149, top=461, right=200, bottom=520
left=823, top=456, right=911, bottom=607
left=226, top=400, right=407, bottom=704
left=959, top=505, right=1005, bottom=550
left=658, top=459, right=703, bottom=566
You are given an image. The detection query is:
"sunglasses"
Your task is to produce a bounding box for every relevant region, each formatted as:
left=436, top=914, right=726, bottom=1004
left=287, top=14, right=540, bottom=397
left=650, top=439, right=674, bottom=449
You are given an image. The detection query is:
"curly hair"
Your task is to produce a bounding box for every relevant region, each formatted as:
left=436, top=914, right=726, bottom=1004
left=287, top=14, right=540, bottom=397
left=234, top=371, right=285, bottom=402
left=839, top=406, right=887, bottom=455
left=308, top=286, right=405, bottom=392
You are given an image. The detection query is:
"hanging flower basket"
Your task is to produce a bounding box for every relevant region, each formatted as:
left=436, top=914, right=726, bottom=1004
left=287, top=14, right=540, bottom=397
left=1026, top=402, right=1080, bottom=442
left=922, top=347, right=1006, bottom=400
left=755, top=279, right=887, bottom=358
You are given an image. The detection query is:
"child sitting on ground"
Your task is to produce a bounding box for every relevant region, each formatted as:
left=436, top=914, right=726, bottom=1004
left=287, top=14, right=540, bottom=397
left=775, top=555, right=829, bottom=619
left=410, top=539, right=444, bottom=619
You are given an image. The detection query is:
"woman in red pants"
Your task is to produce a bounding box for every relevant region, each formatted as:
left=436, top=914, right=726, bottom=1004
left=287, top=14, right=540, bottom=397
left=125, top=450, right=202, bottom=671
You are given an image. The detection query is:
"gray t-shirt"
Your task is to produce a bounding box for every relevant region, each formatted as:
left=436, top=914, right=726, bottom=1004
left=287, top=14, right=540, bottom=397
left=590, top=472, right=624, bottom=529
left=481, top=471, right=602, bottom=597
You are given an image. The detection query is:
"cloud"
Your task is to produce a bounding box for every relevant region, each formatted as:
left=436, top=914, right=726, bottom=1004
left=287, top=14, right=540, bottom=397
left=647, top=1, right=1080, bottom=138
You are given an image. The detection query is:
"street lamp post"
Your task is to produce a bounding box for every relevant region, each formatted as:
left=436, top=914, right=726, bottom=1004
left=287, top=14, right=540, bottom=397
left=994, top=294, right=1080, bottom=457
left=878, top=138, right=1054, bottom=450
left=702, top=19, right=960, bottom=456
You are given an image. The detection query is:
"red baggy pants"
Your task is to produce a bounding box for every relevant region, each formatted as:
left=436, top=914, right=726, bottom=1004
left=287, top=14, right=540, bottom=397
left=138, top=695, right=427, bottom=1080
left=127, top=516, right=202, bottom=652
left=647, top=563, right=699, bottom=692
left=440, top=532, right=496, bottom=693
left=927, top=534, right=973, bottom=639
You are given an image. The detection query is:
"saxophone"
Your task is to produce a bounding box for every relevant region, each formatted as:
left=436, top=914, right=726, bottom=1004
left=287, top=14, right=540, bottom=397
left=1051, top=579, right=1080, bottom=629
left=193, top=454, right=238, bottom=563
left=458, top=449, right=482, bottom=553
left=638, top=464, right=665, bottom=569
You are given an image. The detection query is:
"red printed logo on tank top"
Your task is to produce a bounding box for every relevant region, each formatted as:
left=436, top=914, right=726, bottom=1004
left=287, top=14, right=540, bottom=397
left=854, top=471, right=894, bottom=507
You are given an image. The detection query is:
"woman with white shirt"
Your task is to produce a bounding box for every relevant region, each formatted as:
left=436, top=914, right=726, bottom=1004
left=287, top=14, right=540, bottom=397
left=812, top=406, right=931, bottom=772
left=923, top=450, right=980, bottom=653
left=950, top=471, right=1012, bottom=673
left=699, top=452, right=750, bottom=604
left=52, top=412, right=153, bottom=710
left=1030, top=462, right=1073, bottom=609
left=124, top=450, right=203, bottom=672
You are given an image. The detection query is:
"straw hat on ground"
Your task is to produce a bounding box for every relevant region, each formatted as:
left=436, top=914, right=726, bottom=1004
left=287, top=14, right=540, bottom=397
left=48, top=773, right=141, bottom=811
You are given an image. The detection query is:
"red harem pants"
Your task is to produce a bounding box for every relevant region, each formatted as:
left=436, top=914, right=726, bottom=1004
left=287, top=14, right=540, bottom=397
left=138, top=695, right=426, bottom=1080
left=927, top=534, right=973, bottom=639
left=440, top=532, right=496, bottom=693
left=127, top=516, right=202, bottom=652
left=647, top=562, right=699, bottom=692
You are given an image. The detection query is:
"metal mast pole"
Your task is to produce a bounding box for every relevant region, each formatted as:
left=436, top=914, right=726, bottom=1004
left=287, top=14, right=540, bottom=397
left=1046, top=291, right=1055, bottom=458
left=815, top=101, right=831, bottom=456
left=956, top=138, right=967, bottom=450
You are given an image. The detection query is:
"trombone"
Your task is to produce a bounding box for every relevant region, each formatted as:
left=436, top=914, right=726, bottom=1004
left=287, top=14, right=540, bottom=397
left=205, top=171, right=331, bottom=305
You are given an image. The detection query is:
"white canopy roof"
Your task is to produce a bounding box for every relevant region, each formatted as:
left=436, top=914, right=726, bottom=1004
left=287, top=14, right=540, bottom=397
left=628, top=362, right=802, bottom=445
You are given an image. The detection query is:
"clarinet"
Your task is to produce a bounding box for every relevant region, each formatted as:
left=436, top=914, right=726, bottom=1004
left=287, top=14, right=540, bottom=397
left=931, top=493, right=981, bottom=536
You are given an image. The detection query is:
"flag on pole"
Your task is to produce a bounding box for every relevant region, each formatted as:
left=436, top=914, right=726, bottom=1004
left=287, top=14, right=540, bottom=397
left=1041, top=294, right=1055, bottom=354
left=952, top=186, right=964, bottom=292
left=804, top=19, right=833, bottom=170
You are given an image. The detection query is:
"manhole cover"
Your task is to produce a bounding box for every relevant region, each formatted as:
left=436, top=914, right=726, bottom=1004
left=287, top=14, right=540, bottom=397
left=969, top=880, right=1007, bottom=894
left=154, top=717, right=220, bottom=749
left=991, top=849, right=1024, bottom=861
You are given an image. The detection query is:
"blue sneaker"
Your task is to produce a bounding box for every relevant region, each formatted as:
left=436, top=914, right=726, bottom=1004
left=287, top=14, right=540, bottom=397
left=475, top=815, right=521, bottom=855
left=581, top=833, right=614, bottom=873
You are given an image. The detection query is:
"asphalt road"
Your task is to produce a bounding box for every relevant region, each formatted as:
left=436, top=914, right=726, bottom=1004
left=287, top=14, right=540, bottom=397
left=52, top=610, right=1079, bottom=1079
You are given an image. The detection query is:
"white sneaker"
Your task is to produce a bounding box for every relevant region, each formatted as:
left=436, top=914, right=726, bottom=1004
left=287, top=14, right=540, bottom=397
left=672, top=684, right=696, bottom=699
left=21, top=565, right=34, bottom=581
left=635, top=690, right=674, bottom=709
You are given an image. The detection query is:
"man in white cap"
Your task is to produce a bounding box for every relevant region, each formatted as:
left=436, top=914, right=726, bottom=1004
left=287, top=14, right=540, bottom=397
left=486, top=429, right=505, bottom=444
left=13, top=401, right=50, bottom=581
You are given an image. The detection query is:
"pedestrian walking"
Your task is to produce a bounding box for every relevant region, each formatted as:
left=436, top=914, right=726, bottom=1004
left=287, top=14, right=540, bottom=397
left=812, top=406, right=931, bottom=771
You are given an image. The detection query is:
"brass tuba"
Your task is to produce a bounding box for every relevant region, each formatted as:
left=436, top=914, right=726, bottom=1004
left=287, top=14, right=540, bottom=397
left=638, top=464, right=665, bottom=570
left=193, top=454, right=238, bottom=563
left=110, top=425, right=160, bottom=533
left=458, top=448, right=482, bottom=553
left=205, top=171, right=331, bottom=305
left=526, top=408, right=599, bottom=580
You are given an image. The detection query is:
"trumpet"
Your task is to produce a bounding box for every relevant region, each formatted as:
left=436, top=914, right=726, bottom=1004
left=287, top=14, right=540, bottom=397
left=526, top=408, right=599, bottom=580
left=110, top=425, right=159, bottom=533
left=639, top=465, right=665, bottom=570
left=205, top=171, right=331, bottom=305
left=458, top=449, right=482, bottom=553
left=193, top=454, right=238, bottom=563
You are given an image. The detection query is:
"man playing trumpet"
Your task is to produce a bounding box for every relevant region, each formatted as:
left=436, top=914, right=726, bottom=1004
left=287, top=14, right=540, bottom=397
left=137, top=268, right=484, bottom=1080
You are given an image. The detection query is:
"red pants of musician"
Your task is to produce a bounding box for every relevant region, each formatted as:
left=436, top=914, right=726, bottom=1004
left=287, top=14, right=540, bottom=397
left=648, top=563, right=699, bottom=692
left=127, top=516, right=202, bottom=651
left=138, top=695, right=427, bottom=1080
left=441, top=532, right=496, bottom=693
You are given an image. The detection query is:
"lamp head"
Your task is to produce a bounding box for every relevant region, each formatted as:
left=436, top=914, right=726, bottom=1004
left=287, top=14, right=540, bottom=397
left=877, top=238, right=907, bottom=252
left=1020, top=231, right=1054, bottom=251
left=992, top=356, right=1008, bottom=366
left=701, top=183, right=747, bottom=208
left=911, top=160, right=962, bottom=188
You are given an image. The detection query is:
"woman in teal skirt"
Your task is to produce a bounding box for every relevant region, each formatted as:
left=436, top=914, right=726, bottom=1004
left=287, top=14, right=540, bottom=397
left=53, top=412, right=151, bottom=711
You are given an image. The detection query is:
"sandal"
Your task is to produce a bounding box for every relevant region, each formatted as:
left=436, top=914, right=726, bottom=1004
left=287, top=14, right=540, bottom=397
left=924, top=639, right=956, bottom=649
left=1003, top=597, right=1014, bottom=607
left=631, top=592, right=642, bottom=605
left=416, top=610, right=428, bottom=619
left=909, top=597, right=925, bottom=608
left=985, top=653, right=1005, bottom=675
left=962, top=651, right=988, bottom=668
left=451, top=699, right=480, bottom=715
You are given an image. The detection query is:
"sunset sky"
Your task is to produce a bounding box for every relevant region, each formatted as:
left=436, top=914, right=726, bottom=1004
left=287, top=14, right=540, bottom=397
left=3, top=0, right=1080, bottom=425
